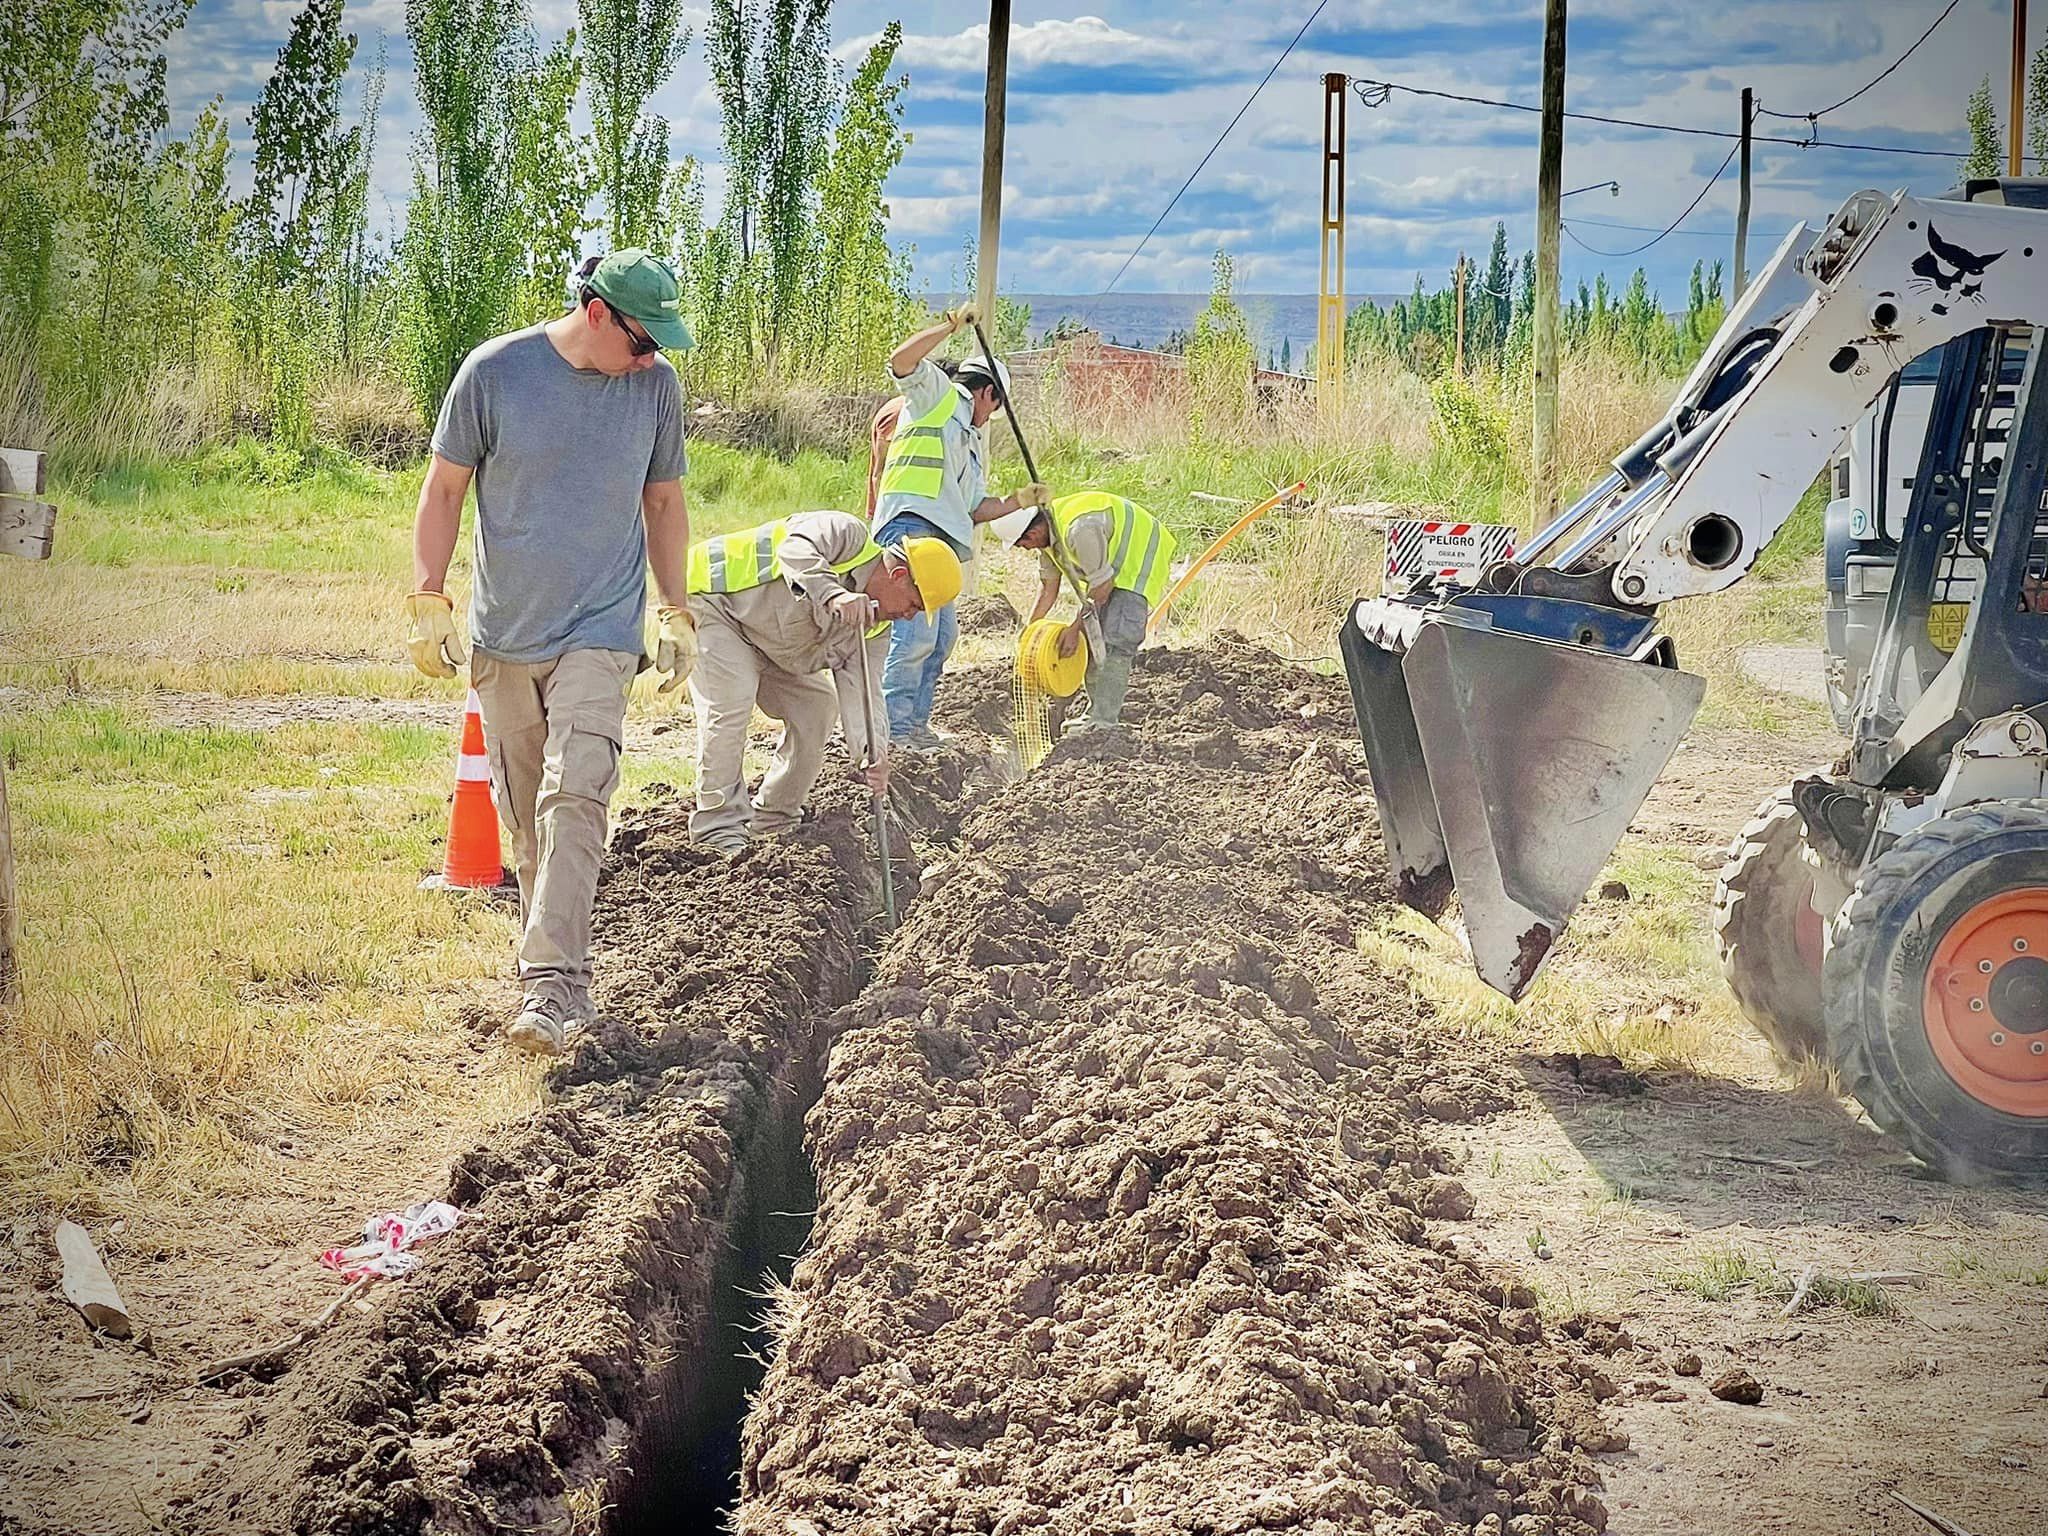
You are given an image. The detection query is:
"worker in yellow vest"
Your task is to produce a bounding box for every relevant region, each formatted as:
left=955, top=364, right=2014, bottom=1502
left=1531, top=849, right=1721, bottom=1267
left=990, top=491, right=1177, bottom=730
left=874, top=305, right=1050, bottom=750
left=685, top=510, right=961, bottom=852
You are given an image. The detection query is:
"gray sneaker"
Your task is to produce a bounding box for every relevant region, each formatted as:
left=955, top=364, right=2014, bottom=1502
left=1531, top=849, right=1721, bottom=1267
left=903, top=724, right=949, bottom=752
left=505, top=996, right=570, bottom=1056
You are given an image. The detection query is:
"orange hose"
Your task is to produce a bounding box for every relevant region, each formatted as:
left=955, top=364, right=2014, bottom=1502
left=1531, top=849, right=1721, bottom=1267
left=1146, top=480, right=1309, bottom=635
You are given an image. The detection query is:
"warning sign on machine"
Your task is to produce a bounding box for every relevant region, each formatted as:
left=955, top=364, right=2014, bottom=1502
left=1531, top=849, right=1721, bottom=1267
left=1384, top=520, right=1517, bottom=592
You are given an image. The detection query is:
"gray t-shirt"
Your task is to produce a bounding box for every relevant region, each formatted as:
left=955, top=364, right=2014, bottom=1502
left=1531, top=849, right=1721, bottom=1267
left=432, top=324, right=686, bottom=663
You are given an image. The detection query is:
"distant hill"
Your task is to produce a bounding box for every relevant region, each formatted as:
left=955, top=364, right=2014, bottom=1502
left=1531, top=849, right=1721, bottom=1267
left=955, top=292, right=1409, bottom=364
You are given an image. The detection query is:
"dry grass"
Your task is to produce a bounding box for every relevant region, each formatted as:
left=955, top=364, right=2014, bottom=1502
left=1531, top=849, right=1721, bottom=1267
left=0, top=703, right=546, bottom=1233
left=0, top=339, right=239, bottom=470
left=314, top=370, right=429, bottom=468
left=1358, top=838, right=1758, bottom=1077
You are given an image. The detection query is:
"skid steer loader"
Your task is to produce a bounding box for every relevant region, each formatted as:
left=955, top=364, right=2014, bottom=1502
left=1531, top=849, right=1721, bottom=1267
left=1341, top=178, right=2048, bottom=1178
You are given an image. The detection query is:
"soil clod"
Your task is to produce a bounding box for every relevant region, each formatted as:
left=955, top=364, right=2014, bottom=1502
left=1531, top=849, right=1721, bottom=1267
left=1710, top=1368, right=1765, bottom=1405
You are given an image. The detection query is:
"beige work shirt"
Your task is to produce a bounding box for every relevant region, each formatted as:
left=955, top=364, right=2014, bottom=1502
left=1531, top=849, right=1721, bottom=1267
left=691, top=510, right=892, bottom=757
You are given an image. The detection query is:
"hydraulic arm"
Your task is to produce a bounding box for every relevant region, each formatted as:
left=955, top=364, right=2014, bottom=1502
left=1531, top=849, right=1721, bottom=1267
left=1342, top=187, right=2048, bottom=999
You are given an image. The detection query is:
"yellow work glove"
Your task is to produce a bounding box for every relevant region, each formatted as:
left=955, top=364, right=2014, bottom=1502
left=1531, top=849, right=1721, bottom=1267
left=654, top=605, right=699, bottom=694
left=941, top=302, right=979, bottom=333
left=403, top=590, right=469, bottom=678
left=1017, top=482, right=1052, bottom=511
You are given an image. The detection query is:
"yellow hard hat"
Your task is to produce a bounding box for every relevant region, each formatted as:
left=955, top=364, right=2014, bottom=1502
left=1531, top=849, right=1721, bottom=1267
left=901, top=537, right=963, bottom=614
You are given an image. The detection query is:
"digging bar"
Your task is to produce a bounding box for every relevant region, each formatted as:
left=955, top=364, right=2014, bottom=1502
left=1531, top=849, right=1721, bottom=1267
left=853, top=624, right=897, bottom=927
left=969, top=318, right=1042, bottom=488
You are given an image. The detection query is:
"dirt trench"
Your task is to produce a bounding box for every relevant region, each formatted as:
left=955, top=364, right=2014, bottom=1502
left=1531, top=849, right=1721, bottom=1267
left=163, top=746, right=989, bottom=1536
left=734, top=644, right=1622, bottom=1536
left=139, top=639, right=1631, bottom=1536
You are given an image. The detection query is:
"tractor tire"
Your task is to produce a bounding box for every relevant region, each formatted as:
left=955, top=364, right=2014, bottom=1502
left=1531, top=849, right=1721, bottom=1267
left=1824, top=801, right=2048, bottom=1181
left=1714, top=787, right=1828, bottom=1064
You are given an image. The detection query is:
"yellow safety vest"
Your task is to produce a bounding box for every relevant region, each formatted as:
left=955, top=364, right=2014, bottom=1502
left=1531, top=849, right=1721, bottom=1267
left=688, top=519, right=883, bottom=604
left=1049, top=492, right=1177, bottom=610
left=876, top=393, right=960, bottom=501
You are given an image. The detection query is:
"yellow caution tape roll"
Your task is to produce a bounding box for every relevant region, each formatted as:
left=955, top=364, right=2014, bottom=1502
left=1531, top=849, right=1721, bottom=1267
left=1017, top=618, right=1088, bottom=699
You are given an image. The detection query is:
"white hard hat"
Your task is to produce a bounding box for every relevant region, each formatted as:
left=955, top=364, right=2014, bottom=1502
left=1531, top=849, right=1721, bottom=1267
left=988, top=504, right=1038, bottom=548
left=957, top=354, right=1012, bottom=400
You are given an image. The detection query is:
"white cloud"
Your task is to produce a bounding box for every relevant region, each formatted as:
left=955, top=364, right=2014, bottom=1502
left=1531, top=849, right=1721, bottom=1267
left=840, top=15, right=1203, bottom=73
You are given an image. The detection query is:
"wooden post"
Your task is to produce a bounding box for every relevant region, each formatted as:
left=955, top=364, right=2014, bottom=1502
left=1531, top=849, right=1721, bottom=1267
left=1532, top=0, right=1567, bottom=520
left=1735, top=87, right=1753, bottom=295
left=2015, top=0, right=2029, bottom=177
left=975, top=0, right=1011, bottom=331
left=1316, top=73, right=1349, bottom=417
left=1454, top=252, right=1467, bottom=374
left=0, top=448, right=54, bottom=561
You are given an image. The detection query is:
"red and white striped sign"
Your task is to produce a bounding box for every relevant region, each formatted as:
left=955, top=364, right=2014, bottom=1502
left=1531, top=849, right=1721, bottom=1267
left=1384, top=519, right=1516, bottom=593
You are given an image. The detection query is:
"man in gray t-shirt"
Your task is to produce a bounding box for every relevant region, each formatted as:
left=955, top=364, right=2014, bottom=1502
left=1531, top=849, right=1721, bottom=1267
left=405, top=248, right=698, bottom=1056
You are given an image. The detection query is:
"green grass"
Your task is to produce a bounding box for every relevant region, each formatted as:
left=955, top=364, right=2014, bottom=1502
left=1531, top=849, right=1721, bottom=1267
left=1667, top=1243, right=1773, bottom=1302
left=59, top=450, right=418, bottom=574
left=1782, top=1272, right=1900, bottom=1319
left=1361, top=840, right=1746, bottom=1072
left=1750, top=477, right=1829, bottom=583
left=0, top=699, right=536, bottom=1222
left=1665, top=1244, right=1901, bottom=1318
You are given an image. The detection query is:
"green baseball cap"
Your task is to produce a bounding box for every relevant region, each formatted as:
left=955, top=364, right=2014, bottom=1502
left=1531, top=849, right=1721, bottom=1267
left=585, top=248, right=694, bottom=352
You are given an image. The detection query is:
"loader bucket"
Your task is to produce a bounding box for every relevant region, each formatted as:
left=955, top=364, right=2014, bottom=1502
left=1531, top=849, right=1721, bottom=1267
left=1343, top=605, right=1705, bottom=999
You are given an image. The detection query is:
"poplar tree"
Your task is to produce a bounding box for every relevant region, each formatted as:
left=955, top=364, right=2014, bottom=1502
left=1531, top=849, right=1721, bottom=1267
left=244, top=0, right=358, bottom=285
left=579, top=0, right=690, bottom=242
left=1963, top=76, right=2002, bottom=180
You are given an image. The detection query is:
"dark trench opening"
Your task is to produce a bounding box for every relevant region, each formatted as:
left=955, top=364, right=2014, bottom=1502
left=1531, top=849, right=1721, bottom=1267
left=609, top=1087, right=820, bottom=1534
left=606, top=762, right=971, bottom=1532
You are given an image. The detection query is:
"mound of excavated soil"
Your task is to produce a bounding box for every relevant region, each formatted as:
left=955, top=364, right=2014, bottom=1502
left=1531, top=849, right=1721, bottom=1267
left=178, top=804, right=880, bottom=1536
left=151, top=639, right=1615, bottom=1536
left=735, top=646, right=1616, bottom=1536
left=956, top=594, right=1022, bottom=635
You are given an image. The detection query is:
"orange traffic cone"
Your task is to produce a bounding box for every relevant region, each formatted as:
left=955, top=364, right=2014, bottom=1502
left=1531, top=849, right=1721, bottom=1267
left=439, top=689, right=504, bottom=888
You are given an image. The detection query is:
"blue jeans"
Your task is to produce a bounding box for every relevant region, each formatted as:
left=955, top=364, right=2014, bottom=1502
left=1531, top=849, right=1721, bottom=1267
left=882, top=602, right=957, bottom=737
left=875, top=513, right=962, bottom=738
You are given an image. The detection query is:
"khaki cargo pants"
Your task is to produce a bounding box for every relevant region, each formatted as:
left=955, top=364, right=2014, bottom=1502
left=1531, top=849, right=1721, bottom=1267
left=687, top=607, right=839, bottom=848
left=470, top=647, right=637, bottom=1011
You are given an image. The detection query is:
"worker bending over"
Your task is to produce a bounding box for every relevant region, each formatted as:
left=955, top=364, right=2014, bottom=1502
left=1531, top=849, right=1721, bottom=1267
left=992, top=490, right=1177, bottom=730
left=873, top=305, right=1049, bottom=749
left=685, top=510, right=962, bottom=852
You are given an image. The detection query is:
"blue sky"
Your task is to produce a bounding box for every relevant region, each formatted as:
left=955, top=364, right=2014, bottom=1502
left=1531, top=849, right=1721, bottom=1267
left=166, top=0, right=2021, bottom=301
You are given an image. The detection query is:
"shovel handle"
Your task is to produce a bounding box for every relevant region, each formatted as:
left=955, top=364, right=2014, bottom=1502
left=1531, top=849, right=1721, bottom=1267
left=969, top=319, right=1042, bottom=488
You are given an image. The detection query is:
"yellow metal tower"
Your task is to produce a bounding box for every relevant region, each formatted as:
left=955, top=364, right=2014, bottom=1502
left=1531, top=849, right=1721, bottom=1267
left=1316, top=72, right=1347, bottom=414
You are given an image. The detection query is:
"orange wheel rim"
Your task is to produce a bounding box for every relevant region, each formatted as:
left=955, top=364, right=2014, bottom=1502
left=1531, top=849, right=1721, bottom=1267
left=1923, top=888, right=2048, bottom=1117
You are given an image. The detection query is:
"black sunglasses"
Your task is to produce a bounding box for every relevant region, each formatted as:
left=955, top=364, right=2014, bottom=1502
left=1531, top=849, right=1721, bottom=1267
left=604, top=303, right=660, bottom=357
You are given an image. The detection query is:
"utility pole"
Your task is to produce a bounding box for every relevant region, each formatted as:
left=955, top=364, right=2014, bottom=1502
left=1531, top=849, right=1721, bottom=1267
left=1532, top=0, right=1566, bottom=519
left=1454, top=252, right=1467, bottom=374
left=1735, top=86, right=1753, bottom=295
left=975, top=0, right=1011, bottom=331
left=1316, top=72, right=1348, bottom=416
left=2014, top=0, right=2029, bottom=177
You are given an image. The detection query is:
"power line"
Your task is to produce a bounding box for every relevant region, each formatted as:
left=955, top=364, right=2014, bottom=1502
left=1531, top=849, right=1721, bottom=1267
left=1100, top=0, right=1333, bottom=295
left=1558, top=139, right=1741, bottom=257
left=1756, top=0, right=1965, bottom=124
left=1567, top=215, right=1743, bottom=238
left=1354, top=75, right=1967, bottom=159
